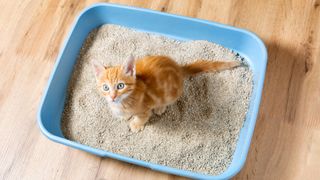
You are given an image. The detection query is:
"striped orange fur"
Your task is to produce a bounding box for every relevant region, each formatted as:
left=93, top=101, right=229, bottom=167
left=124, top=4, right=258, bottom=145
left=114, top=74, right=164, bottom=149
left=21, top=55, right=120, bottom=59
left=93, top=55, right=239, bottom=132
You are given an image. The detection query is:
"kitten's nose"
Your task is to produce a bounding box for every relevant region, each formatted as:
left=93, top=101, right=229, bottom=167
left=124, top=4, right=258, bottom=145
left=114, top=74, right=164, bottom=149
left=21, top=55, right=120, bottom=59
left=111, top=94, right=116, bottom=101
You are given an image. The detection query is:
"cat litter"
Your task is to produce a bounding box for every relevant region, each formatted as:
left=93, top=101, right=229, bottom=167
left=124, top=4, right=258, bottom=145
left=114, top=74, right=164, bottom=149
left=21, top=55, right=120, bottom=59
left=61, top=24, right=253, bottom=175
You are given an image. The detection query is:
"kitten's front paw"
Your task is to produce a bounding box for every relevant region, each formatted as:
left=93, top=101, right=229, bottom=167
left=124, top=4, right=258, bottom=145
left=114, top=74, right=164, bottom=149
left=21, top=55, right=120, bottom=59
left=129, top=121, right=145, bottom=133
left=154, top=106, right=166, bottom=115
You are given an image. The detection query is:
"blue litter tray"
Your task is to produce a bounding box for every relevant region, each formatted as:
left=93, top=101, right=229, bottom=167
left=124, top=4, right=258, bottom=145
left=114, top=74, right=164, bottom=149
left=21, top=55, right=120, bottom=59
left=38, top=3, right=267, bottom=180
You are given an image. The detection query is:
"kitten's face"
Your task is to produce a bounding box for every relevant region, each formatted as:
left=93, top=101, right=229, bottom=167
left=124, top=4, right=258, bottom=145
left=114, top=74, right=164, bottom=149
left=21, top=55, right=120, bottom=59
left=93, top=56, right=136, bottom=104
left=96, top=67, right=135, bottom=104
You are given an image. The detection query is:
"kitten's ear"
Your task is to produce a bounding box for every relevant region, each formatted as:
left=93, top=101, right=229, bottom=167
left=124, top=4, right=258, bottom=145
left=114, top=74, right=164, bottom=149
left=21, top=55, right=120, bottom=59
left=123, top=55, right=136, bottom=77
left=92, top=60, right=105, bottom=78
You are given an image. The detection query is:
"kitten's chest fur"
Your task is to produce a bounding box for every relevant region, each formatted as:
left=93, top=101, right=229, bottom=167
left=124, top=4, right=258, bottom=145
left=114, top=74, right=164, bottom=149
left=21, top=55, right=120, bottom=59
left=109, top=103, right=127, bottom=116
left=109, top=93, right=142, bottom=116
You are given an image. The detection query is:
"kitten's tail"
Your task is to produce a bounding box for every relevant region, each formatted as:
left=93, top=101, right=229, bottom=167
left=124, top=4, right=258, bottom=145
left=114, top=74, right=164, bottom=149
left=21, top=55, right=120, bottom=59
left=181, top=60, right=240, bottom=77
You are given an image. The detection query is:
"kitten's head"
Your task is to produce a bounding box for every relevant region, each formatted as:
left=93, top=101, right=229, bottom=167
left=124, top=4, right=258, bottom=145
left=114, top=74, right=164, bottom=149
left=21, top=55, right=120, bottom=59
left=93, top=56, right=136, bottom=104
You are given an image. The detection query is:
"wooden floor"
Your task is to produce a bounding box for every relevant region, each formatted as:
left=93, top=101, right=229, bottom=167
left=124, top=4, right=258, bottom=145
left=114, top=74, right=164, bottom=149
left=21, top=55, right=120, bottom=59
left=1, top=0, right=319, bottom=179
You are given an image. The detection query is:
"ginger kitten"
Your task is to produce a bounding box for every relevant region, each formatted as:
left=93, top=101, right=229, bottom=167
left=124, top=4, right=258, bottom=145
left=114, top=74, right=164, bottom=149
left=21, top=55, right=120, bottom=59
left=93, top=55, right=240, bottom=132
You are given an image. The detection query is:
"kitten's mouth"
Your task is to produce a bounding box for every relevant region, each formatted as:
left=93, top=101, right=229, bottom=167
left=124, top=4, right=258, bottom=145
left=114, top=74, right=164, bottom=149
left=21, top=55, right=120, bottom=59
left=110, top=95, right=127, bottom=103
left=111, top=98, right=120, bottom=103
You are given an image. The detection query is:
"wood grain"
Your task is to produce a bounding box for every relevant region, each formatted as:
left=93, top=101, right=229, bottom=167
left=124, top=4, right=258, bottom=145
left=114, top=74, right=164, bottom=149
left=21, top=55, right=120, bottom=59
left=0, top=0, right=319, bottom=179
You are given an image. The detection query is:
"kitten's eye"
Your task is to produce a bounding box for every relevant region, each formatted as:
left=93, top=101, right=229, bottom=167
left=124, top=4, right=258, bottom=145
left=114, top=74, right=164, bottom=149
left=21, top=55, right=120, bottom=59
left=117, top=83, right=125, bottom=90
left=102, top=84, right=109, bottom=91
